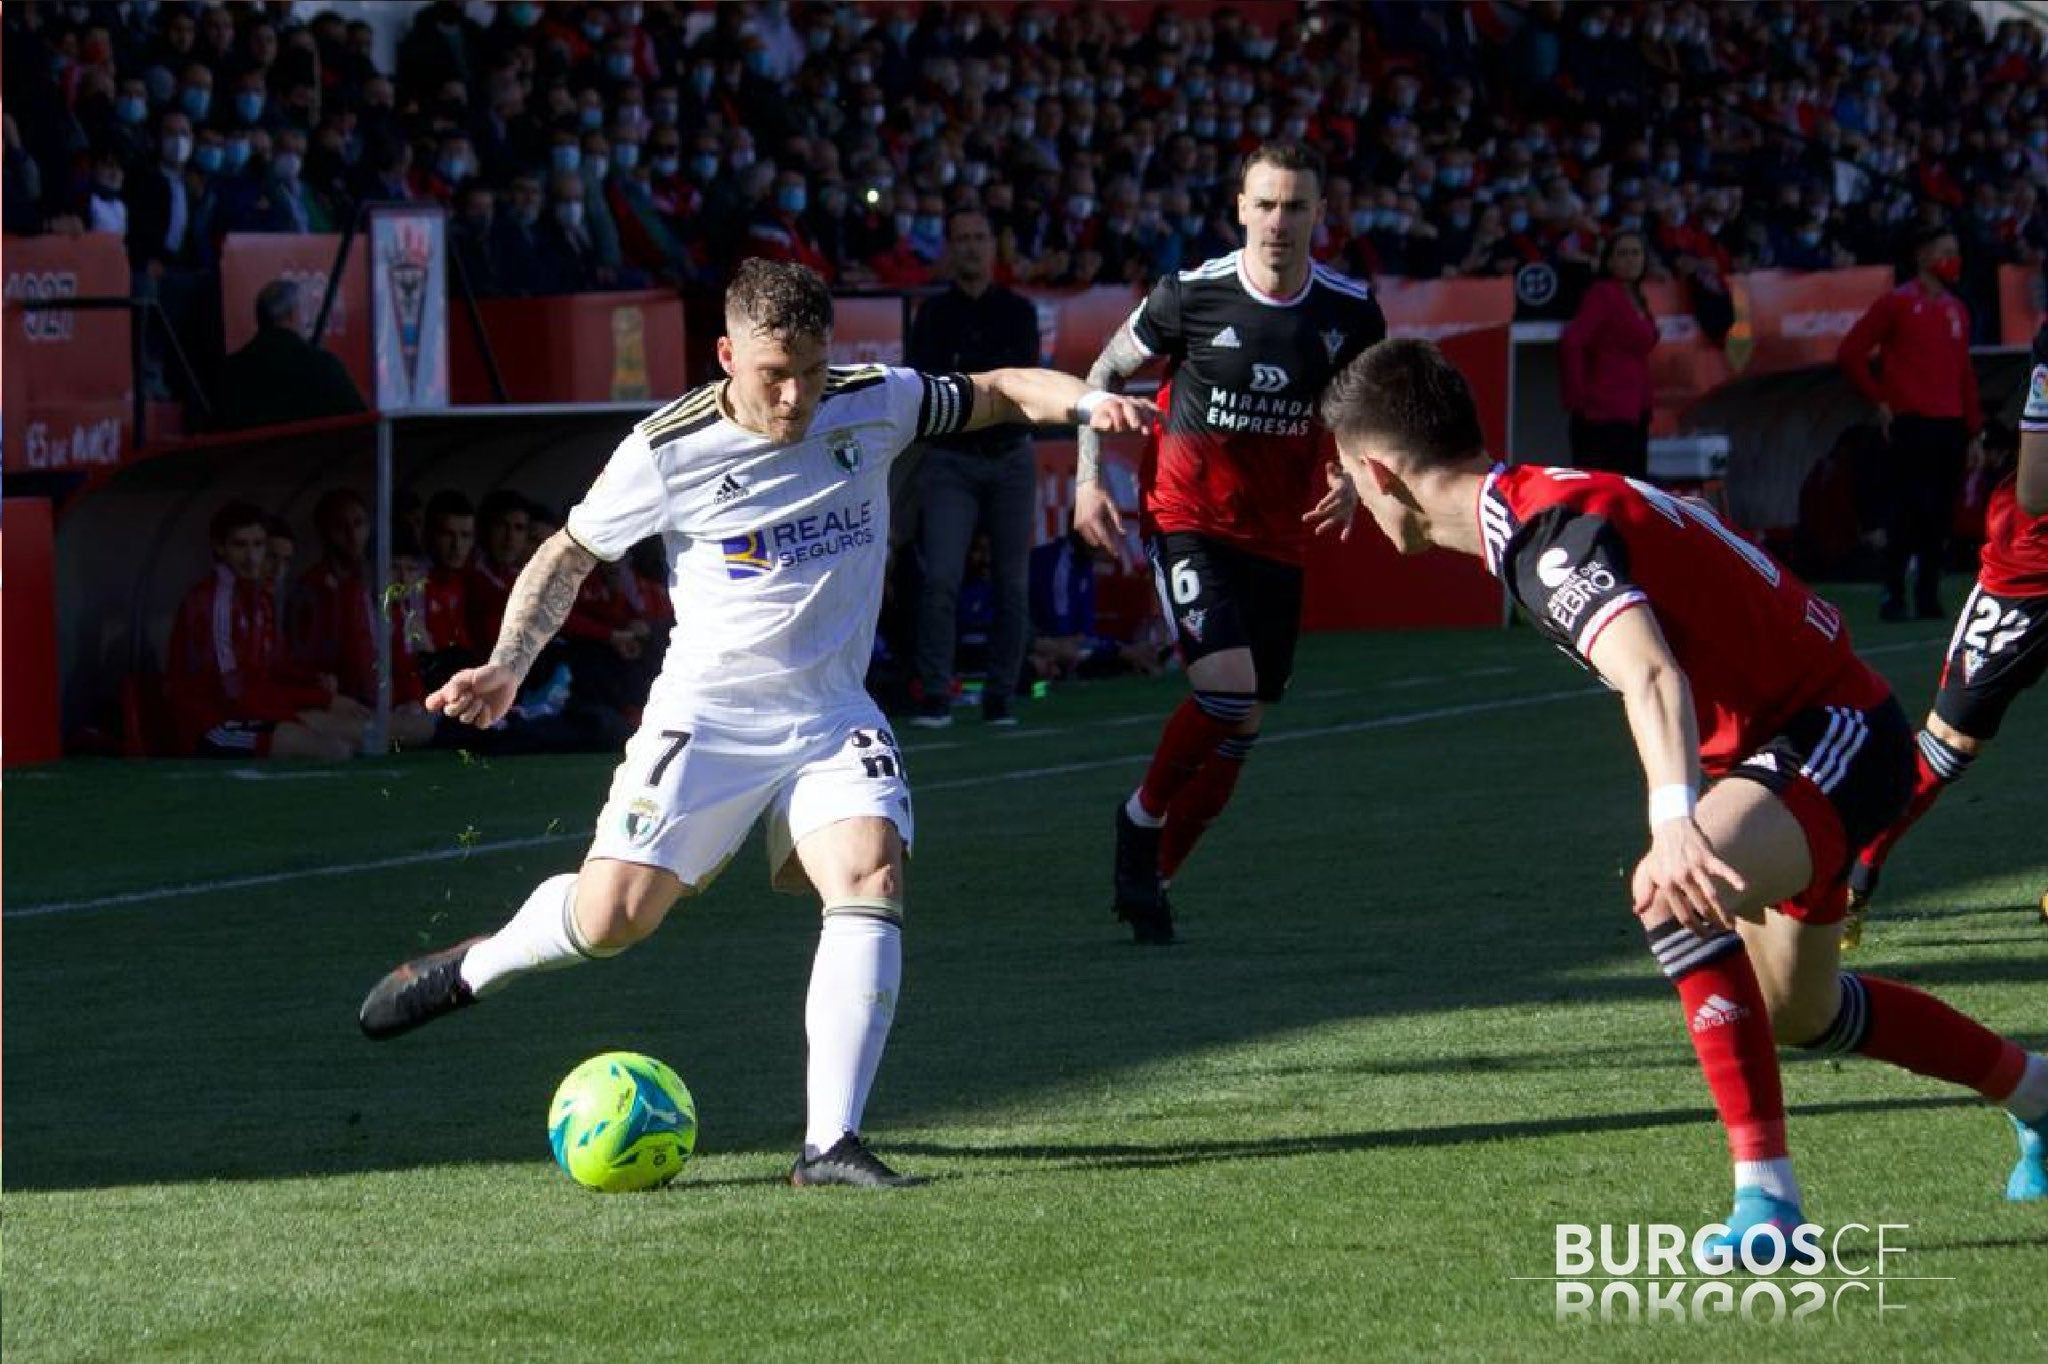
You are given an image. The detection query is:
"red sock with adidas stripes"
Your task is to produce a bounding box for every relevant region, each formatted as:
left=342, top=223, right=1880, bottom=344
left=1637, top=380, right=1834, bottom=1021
left=1853, top=746, right=1952, bottom=879
left=1136, top=692, right=1254, bottom=819
left=1159, top=737, right=1254, bottom=880
left=1843, top=974, right=2028, bottom=1099
left=1647, top=923, right=1788, bottom=1162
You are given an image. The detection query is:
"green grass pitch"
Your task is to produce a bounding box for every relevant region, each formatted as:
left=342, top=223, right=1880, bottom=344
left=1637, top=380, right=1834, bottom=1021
left=5, top=591, right=2043, bottom=1362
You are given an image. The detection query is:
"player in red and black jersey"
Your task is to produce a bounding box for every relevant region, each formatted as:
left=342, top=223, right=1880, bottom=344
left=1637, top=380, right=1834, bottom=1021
left=1319, top=338, right=2048, bottom=1245
left=1071, top=141, right=1387, bottom=944
left=1842, top=332, right=2048, bottom=943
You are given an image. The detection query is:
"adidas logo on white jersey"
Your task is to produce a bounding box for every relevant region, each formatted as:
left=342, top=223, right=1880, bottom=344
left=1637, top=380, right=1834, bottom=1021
left=713, top=474, right=747, bottom=505
left=1690, top=993, right=1749, bottom=1033
left=1211, top=326, right=1242, bottom=349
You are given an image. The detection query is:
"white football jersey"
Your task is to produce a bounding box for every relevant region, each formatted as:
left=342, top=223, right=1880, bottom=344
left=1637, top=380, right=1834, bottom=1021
left=566, top=364, right=974, bottom=723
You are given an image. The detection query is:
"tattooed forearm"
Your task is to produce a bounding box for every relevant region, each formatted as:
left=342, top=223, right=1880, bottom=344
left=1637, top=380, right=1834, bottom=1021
left=487, top=531, right=598, bottom=679
left=1077, top=321, right=1151, bottom=483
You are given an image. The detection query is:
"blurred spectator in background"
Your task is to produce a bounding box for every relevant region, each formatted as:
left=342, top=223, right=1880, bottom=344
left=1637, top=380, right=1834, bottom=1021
left=264, top=514, right=298, bottom=618
left=1838, top=225, right=1982, bottom=621
left=1561, top=230, right=1658, bottom=478
left=907, top=209, right=1043, bottom=728
left=418, top=490, right=479, bottom=690
left=466, top=489, right=531, bottom=645
left=1029, top=528, right=1170, bottom=684
left=214, top=279, right=366, bottom=430
left=166, top=500, right=367, bottom=761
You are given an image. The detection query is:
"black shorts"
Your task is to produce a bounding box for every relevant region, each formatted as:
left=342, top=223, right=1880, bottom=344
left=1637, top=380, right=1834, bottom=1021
left=1722, top=695, right=1915, bottom=921
left=1149, top=531, right=1303, bottom=704
left=199, top=719, right=276, bottom=758
left=1932, top=582, right=2048, bottom=741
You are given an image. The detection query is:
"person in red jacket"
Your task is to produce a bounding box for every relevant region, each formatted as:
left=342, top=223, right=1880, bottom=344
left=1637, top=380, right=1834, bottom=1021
left=1838, top=225, right=1982, bottom=621
left=165, top=501, right=367, bottom=760
left=419, top=489, right=478, bottom=689
left=1561, top=231, right=1659, bottom=479
left=289, top=488, right=380, bottom=704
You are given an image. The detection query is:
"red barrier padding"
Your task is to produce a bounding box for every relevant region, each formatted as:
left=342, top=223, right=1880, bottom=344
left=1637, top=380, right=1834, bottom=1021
left=4, top=498, right=63, bottom=765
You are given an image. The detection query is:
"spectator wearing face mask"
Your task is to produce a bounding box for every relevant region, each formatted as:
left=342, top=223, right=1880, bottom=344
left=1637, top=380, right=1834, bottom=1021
left=541, top=169, right=604, bottom=292
left=741, top=167, right=832, bottom=279
left=125, top=109, right=200, bottom=272
left=1838, top=225, right=1982, bottom=622
left=491, top=171, right=551, bottom=296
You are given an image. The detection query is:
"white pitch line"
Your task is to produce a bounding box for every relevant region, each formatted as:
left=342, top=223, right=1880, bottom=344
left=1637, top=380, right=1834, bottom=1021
left=6, top=686, right=1599, bottom=920
left=5, top=634, right=1949, bottom=921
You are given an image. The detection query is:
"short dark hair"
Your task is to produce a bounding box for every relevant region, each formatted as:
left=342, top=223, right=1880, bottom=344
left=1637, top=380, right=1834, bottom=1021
left=255, top=278, right=299, bottom=330
left=313, top=487, right=367, bottom=530
left=210, top=500, right=268, bottom=544
left=1319, top=339, right=1487, bottom=469
left=1240, top=140, right=1325, bottom=196
left=724, top=257, right=833, bottom=341
left=425, top=489, right=474, bottom=528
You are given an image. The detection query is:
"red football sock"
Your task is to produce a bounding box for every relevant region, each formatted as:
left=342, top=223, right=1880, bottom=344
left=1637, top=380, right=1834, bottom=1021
left=1135, top=694, right=1250, bottom=818
left=1649, top=925, right=1788, bottom=1162
left=1158, top=740, right=1253, bottom=880
left=1852, top=974, right=2028, bottom=1099
left=1854, top=749, right=1950, bottom=877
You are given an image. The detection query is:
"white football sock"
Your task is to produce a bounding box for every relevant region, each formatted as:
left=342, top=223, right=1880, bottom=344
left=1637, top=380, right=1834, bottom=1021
left=460, top=873, right=596, bottom=995
left=1125, top=791, right=1164, bottom=828
left=1734, top=1157, right=1801, bottom=1205
left=2005, top=1054, right=2048, bottom=1123
left=802, top=913, right=902, bottom=1157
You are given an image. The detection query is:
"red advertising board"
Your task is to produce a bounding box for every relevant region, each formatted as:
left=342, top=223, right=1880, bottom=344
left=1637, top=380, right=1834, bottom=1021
left=449, top=290, right=685, bottom=403
left=1375, top=276, right=1515, bottom=339
left=219, top=232, right=373, bottom=400
left=829, top=296, right=908, bottom=366
left=2, top=233, right=134, bottom=474
left=1730, top=266, right=1892, bottom=376
left=1018, top=285, right=1145, bottom=375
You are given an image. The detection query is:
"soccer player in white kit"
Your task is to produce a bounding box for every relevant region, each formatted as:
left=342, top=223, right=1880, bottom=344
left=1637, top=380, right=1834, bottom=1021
left=358, top=260, right=1155, bottom=1186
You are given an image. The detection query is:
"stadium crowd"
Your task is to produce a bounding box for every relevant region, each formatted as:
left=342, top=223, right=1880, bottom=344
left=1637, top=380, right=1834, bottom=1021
left=5, top=0, right=2044, bottom=335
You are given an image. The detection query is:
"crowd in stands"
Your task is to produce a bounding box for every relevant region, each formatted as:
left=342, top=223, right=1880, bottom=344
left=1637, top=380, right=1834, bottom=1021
left=6, top=1, right=2044, bottom=338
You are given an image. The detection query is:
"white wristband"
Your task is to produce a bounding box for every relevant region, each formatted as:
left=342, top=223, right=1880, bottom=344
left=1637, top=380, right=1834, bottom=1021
left=1648, top=783, right=1698, bottom=828
left=1072, top=389, right=1113, bottom=424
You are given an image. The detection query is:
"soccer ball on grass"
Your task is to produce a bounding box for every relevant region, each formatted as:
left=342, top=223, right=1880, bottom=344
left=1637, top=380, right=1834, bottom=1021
left=548, top=1051, right=697, bottom=1191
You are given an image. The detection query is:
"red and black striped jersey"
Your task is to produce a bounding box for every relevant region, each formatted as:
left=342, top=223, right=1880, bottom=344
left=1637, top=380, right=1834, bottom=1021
left=1480, top=465, right=1889, bottom=774
left=1129, top=250, right=1385, bottom=565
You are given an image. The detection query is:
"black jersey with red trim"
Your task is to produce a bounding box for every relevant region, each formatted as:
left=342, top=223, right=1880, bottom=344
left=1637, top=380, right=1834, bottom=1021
left=1481, top=465, right=1890, bottom=774
left=1128, top=250, right=1385, bottom=566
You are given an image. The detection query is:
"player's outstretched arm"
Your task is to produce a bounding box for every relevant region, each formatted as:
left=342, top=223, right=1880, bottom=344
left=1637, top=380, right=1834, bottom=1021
left=964, top=368, right=1156, bottom=434
left=428, top=530, right=599, bottom=728
left=1073, top=321, right=1157, bottom=562
left=1584, top=605, right=1746, bottom=936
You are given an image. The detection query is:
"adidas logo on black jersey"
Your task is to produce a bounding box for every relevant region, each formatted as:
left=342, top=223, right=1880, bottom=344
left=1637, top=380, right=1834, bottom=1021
left=713, top=474, right=747, bottom=505
left=1211, top=326, right=1242, bottom=349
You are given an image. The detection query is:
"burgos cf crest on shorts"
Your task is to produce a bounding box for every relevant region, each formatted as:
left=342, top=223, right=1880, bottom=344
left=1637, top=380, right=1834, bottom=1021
left=722, top=500, right=878, bottom=579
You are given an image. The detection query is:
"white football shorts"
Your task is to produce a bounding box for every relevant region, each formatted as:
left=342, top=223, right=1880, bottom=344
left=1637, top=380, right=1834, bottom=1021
left=585, top=701, right=914, bottom=895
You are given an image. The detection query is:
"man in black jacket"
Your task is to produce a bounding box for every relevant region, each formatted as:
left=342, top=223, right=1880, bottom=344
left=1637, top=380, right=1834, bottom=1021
left=907, top=208, right=1044, bottom=727
left=214, top=279, right=367, bottom=430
